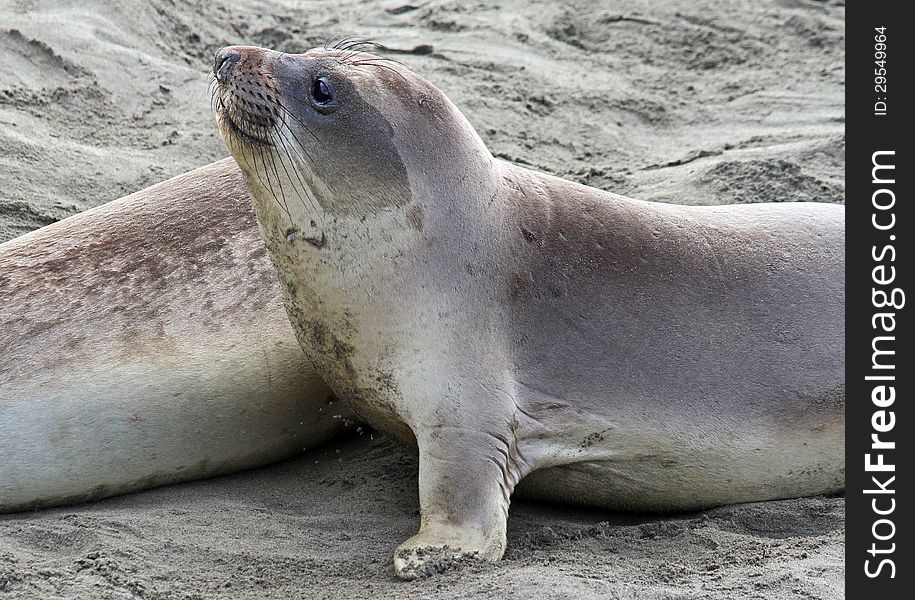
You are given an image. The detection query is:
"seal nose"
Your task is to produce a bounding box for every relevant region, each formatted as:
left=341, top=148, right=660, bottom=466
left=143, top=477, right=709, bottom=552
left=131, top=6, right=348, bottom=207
left=214, top=47, right=242, bottom=83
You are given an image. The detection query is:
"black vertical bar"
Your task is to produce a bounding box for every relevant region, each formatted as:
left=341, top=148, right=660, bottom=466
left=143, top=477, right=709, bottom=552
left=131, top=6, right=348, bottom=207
left=846, top=3, right=911, bottom=598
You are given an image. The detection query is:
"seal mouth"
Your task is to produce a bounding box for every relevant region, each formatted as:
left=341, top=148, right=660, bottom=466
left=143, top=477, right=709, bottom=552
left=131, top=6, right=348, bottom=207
left=217, top=107, right=273, bottom=148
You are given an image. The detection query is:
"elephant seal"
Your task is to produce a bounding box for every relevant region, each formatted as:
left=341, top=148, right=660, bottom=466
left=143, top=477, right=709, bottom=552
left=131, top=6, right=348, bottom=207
left=212, top=45, right=845, bottom=579
left=0, top=159, right=355, bottom=513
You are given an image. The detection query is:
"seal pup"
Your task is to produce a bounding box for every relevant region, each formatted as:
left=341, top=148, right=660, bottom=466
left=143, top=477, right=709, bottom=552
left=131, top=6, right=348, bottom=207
left=0, top=159, right=355, bottom=513
left=212, top=45, right=845, bottom=579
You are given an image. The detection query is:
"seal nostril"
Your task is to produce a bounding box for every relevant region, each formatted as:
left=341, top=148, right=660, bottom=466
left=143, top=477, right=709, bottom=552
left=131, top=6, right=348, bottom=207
left=214, top=47, right=242, bottom=83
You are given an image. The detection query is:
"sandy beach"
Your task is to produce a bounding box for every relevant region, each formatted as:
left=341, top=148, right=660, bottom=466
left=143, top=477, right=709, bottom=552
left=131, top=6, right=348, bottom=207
left=1, top=1, right=844, bottom=598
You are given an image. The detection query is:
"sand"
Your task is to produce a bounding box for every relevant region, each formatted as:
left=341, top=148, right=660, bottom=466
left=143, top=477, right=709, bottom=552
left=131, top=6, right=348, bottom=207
left=0, top=0, right=845, bottom=598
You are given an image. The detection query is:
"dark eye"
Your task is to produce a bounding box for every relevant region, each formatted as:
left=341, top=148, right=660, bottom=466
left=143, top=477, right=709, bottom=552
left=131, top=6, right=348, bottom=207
left=311, top=77, right=335, bottom=106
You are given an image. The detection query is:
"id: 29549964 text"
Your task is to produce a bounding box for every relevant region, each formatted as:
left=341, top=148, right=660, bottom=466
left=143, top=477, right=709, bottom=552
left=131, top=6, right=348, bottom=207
left=874, top=27, right=888, bottom=116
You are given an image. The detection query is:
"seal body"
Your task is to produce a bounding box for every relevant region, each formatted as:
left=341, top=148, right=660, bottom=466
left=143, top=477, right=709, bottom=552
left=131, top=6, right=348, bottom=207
left=0, top=159, right=352, bottom=513
left=213, top=45, right=844, bottom=578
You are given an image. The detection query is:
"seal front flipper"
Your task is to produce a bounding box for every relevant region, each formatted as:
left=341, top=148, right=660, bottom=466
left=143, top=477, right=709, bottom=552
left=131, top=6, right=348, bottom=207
left=394, top=423, right=530, bottom=580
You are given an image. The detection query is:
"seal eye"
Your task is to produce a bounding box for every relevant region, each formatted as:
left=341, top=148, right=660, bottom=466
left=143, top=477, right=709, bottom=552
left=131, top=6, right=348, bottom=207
left=311, top=77, right=335, bottom=106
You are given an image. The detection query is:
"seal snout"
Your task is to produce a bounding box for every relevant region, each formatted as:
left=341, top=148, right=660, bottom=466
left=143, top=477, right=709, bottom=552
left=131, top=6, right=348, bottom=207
left=212, top=45, right=280, bottom=147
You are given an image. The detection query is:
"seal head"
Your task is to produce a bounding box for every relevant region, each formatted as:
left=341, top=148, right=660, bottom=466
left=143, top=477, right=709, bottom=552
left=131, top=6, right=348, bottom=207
left=213, top=45, right=492, bottom=225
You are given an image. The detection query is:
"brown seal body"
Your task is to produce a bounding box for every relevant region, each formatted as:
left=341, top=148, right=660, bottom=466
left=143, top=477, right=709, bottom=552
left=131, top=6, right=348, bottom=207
left=0, top=159, right=353, bottom=512
left=213, top=45, right=844, bottom=579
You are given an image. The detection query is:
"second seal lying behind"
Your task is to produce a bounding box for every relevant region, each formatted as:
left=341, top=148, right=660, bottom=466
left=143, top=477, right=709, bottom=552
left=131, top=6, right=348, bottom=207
left=0, top=160, right=353, bottom=512
left=212, top=44, right=844, bottom=579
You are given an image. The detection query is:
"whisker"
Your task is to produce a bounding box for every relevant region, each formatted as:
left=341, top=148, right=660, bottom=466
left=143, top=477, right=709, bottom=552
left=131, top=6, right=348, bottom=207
left=273, top=112, right=317, bottom=164
left=326, top=35, right=365, bottom=57
left=274, top=103, right=321, bottom=145
left=350, top=60, right=409, bottom=82
left=332, top=36, right=369, bottom=52
left=243, top=137, right=292, bottom=222
left=264, top=144, right=294, bottom=220
left=325, top=35, right=348, bottom=50
left=273, top=120, right=326, bottom=193
left=347, top=54, right=409, bottom=70
left=251, top=91, right=321, bottom=145
left=323, top=37, right=395, bottom=68
left=273, top=125, right=323, bottom=218
left=347, top=40, right=389, bottom=54
left=254, top=151, right=286, bottom=219
left=209, top=82, right=222, bottom=117
left=274, top=119, right=342, bottom=199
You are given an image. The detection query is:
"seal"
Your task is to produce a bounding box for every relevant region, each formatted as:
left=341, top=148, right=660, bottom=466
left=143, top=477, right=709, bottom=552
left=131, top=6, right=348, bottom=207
left=212, top=44, right=845, bottom=579
left=0, top=159, right=356, bottom=513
